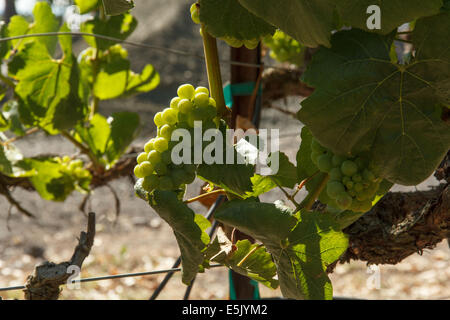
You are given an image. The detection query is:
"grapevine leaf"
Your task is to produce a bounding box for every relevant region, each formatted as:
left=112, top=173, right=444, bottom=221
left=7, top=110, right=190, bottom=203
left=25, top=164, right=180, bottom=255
left=1, top=101, right=26, bottom=136
left=298, top=23, right=450, bottom=185
left=243, top=174, right=277, bottom=199
left=0, top=134, right=33, bottom=178
left=102, top=0, right=134, bottom=16
left=147, top=190, right=210, bottom=285
left=81, top=13, right=137, bottom=50
left=9, top=26, right=86, bottom=134
left=124, top=64, right=160, bottom=97
left=238, top=0, right=336, bottom=47
left=268, top=151, right=298, bottom=189
left=210, top=229, right=279, bottom=289
left=105, top=111, right=140, bottom=164
left=199, top=0, right=275, bottom=41
left=75, top=113, right=111, bottom=160
left=7, top=2, right=59, bottom=54
left=75, top=0, right=100, bottom=14
left=215, top=201, right=348, bottom=299
left=337, top=0, right=443, bottom=34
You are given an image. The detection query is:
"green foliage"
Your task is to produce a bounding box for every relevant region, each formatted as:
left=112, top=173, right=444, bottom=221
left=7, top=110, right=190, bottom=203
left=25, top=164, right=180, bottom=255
left=199, top=0, right=275, bottom=41
left=215, top=199, right=348, bottom=299
left=147, top=190, right=211, bottom=285
left=298, top=21, right=450, bottom=185
left=102, top=0, right=135, bottom=16
left=75, top=0, right=100, bottom=14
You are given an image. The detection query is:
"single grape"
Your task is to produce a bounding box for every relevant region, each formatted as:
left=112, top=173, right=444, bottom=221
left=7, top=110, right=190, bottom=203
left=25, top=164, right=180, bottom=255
left=311, top=139, right=326, bottom=153
left=195, top=86, right=209, bottom=95
left=209, top=98, right=216, bottom=108
left=159, top=176, right=174, bottom=190
left=170, top=97, right=181, bottom=110
left=154, top=112, right=164, bottom=127
left=354, top=182, right=364, bottom=193
left=144, top=139, right=155, bottom=153
left=327, top=181, right=346, bottom=198
left=178, top=99, right=194, bottom=114
left=342, top=176, right=351, bottom=185
left=341, top=160, right=358, bottom=176
left=336, top=192, right=352, bottom=210
left=348, top=189, right=357, bottom=197
left=194, top=92, right=210, bottom=108
left=345, top=180, right=354, bottom=190
left=153, top=137, right=169, bottom=153
left=317, top=154, right=332, bottom=172
left=137, top=152, right=148, bottom=164
left=160, top=124, right=173, bottom=140
left=329, top=168, right=342, bottom=181
left=332, top=155, right=346, bottom=167
left=147, top=150, right=162, bottom=164
left=162, top=108, right=178, bottom=126
left=142, top=174, right=159, bottom=191
left=183, top=169, right=196, bottom=184
left=177, top=84, right=195, bottom=100
left=154, top=162, right=168, bottom=175
left=171, top=168, right=186, bottom=186
left=134, top=165, right=145, bottom=179
left=184, top=164, right=197, bottom=175
left=190, top=3, right=200, bottom=24
left=363, top=169, right=376, bottom=182
left=62, top=156, right=71, bottom=163
left=352, top=174, right=362, bottom=183
left=140, top=161, right=154, bottom=176
left=244, top=38, right=259, bottom=50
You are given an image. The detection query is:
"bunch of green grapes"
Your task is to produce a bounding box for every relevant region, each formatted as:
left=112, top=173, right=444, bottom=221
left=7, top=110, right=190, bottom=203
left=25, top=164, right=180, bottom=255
left=190, top=3, right=260, bottom=50
left=263, top=30, right=305, bottom=66
left=310, top=139, right=381, bottom=212
left=55, top=156, right=90, bottom=180
left=134, top=84, right=219, bottom=192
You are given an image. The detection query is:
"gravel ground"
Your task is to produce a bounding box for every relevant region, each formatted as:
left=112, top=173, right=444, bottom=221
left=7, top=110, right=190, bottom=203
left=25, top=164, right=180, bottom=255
left=0, top=1, right=449, bottom=300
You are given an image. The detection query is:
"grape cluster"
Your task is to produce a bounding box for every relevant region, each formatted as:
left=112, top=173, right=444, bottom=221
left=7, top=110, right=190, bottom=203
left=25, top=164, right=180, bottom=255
left=263, top=30, right=305, bottom=65
left=54, top=156, right=91, bottom=180
left=190, top=3, right=260, bottom=50
left=310, top=139, right=381, bottom=212
left=134, top=84, right=219, bottom=192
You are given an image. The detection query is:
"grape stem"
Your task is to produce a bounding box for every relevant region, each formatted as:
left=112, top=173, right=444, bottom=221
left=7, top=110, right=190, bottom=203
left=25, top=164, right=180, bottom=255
left=291, top=170, right=320, bottom=199
left=269, top=176, right=300, bottom=208
left=298, top=172, right=329, bottom=211
left=200, top=26, right=230, bottom=122
left=61, top=130, right=102, bottom=171
left=184, top=189, right=226, bottom=204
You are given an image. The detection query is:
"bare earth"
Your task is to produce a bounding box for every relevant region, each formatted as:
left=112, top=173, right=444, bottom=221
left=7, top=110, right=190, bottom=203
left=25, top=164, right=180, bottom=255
left=0, top=1, right=449, bottom=300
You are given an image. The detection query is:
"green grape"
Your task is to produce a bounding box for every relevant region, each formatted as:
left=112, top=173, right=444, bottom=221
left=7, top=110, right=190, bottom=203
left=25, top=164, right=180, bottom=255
left=147, top=150, right=162, bottom=164
left=352, top=174, right=362, bottom=183
left=140, top=161, right=154, bottom=176
left=137, top=152, right=148, bottom=164
left=345, top=180, right=354, bottom=190
left=263, top=30, right=304, bottom=65
left=354, top=182, right=364, bottom=193
left=193, top=92, right=210, bottom=108
left=160, top=124, right=173, bottom=140
left=363, top=169, right=376, bottom=182
left=329, top=168, right=342, bottom=181
left=178, top=99, right=194, bottom=114
left=153, top=137, right=169, bottom=153
left=154, top=162, right=168, bottom=175
left=159, top=176, right=174, bottom=190
left=154, top=112, right=164, bottom=127
left=310, top=151, right=321, bottom=165
left=171, top=168, right=186, bottom=186
left=162, top=108, right=178, bottom=126
left=195, top=86, right=209, bottom=95
left=336, top=192, right=352, bottom=210
left=341, top=160, right=358, bottom=176
left=142, top=174, right=159, bottom=191
left=177, top=84, right=195, bottom=100
left=223, top=36, right=243, bottom=48
left=317, top=154, right=332, bottom=172
left=342, top=176, right=351, bottom=185
left=209, top=98, right=216, bottom=108
left=332, top=155, right=346, bottom=167
left=183, top=169, right=196, bottom=184
left=134, top=165, right=145, bottom=178
left=244, top=38, right=259, bottom=50
left=62, top=156, right=71, bottom=163
left=348, top=189, right=357, bottom=197
left=170, top=97, right=181, bottom=110
left=184, top=164, right=197, bottom=175
left=327, top=181, right=346, bottom=198
left=144, top=139, right=155, bottom=153
left=351, top=199, right=372, bottom=213
left=190, top=3, right=200, bottom=24
left=161, top=150, right=172, bottom=164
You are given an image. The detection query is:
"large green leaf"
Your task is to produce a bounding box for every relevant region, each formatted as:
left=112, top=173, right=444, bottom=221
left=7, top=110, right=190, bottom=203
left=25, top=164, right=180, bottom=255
left=337, top=0, right=443, bottom=34
left=238, top=0, right=336, bottom=47
left=215, top=200, right=348, bottom=299
left=208, top=229, right=279, bottom=289
left=268, top=151, right=298, bottom=189
left=102, top=0, right=134, bottom=16
left=147, top=190, right=210, bottom=285
left=243, top=174, right=277, bottom=198
left=298, top=22, right=450, bottom=185
left=199, top=0, right=275, bottom=40
left=7, top=2, right=59, bottom=54
left=9, top=26, right=86, bottom=134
